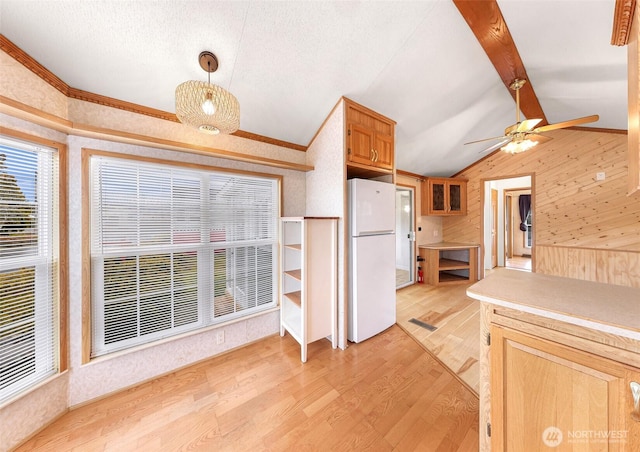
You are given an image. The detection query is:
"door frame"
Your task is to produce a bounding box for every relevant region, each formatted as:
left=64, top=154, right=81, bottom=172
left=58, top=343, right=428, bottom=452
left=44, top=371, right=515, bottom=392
left=395, top=184, right=415, bottom=288
left=491, top=188, right=498, bottom=269
left=480, top=173, right=535, bottom=279
left=504, top=188, right=532, bottom=264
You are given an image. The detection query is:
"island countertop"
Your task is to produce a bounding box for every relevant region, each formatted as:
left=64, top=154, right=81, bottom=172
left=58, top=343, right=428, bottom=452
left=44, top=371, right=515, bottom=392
left=467, top=268, right=640, bottom=341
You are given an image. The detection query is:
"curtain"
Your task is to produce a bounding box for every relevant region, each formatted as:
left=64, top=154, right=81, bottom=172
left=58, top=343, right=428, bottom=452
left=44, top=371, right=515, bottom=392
left=518, top=194, right=531, bottom=232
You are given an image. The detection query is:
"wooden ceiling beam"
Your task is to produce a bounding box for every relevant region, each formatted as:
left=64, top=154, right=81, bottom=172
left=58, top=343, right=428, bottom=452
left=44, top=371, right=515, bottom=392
left=452, top=0, right=548, bottom=126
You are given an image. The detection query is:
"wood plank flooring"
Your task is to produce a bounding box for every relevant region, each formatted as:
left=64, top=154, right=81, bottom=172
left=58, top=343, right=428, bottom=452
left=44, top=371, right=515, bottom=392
left=396, top=282, right=480, bottom=395
left=16, top=325, right=478, bottom=451
left=505, top=256, right=531, bottom=271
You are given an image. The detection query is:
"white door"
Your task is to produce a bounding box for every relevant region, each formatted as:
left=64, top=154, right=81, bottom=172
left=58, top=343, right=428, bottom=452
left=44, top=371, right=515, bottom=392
left=395, top=187, right=415, bottom=288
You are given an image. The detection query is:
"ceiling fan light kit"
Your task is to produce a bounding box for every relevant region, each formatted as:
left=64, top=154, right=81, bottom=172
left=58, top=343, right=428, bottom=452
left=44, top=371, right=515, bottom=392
left=465, top=78, right=599, bottom=155
left=501, top=138, right=537, bottom=154
left=175, top=51, right=240, bottom=135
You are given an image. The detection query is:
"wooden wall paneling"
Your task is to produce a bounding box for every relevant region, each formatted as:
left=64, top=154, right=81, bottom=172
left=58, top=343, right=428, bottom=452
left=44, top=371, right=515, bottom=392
left=444, top=128, right=640, bottom=286
left=597, top=249, right=640, bottom=287
left=536, top=245, right=597, bottom=281
left=537, top=245, right=640, bottom=288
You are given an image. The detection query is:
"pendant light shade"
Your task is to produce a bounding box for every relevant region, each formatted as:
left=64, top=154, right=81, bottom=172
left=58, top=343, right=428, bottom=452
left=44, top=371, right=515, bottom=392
left=175, top=51, right=240, bottom=135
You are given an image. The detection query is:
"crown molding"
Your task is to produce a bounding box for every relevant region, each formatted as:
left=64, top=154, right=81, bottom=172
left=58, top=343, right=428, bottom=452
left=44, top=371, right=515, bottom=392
left=0, top=34, right=307, bottom=152
left=0, top=34, right=70, bottom=95
left=0, top=95, right=313, bottom=172
left=611, top=0, right=636, bottom=45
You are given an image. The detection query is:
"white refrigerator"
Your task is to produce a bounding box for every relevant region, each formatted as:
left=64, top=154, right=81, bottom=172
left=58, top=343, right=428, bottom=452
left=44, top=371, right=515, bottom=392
left=347, top=178, right=396, bottom=343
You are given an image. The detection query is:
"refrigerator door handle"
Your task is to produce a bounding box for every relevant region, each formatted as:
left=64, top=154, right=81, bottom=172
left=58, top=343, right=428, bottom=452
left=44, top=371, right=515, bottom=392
left=358, top=230, right=394, bottom=237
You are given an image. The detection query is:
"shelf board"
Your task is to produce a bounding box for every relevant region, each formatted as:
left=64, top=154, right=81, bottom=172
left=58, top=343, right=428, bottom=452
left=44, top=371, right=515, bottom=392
left=285, top=243, right=302, bottom=250
left=439, top=271, right=470, bottom=283
left=284, top=269, right=302, bottom=280
left=284, top=291, right=302, bottom=307
left=346, top=162, right=393, bottom=180
left=439, top=258, right=470, bottom=270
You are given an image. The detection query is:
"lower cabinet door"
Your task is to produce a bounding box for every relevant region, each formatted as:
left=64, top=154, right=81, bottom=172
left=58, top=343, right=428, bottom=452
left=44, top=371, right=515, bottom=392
left=491, top=325, right=640, bottom=451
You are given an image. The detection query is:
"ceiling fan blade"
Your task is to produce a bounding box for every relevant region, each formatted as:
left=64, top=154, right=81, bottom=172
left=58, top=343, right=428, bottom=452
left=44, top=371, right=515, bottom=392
left=479, top=137, right=512, bottom=154
left=515, top=118, right=542, bottom=133
left=464, top=135, right=508, bottom=145
left=532, top=114, right=599, bottom=133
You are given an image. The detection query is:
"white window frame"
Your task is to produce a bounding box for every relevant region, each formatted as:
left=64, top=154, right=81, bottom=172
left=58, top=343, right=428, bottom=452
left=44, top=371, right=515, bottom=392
left=0, top=134, right=59, bottom=405
left=89, top=154, right=279, bottom=357
left=524, top=210, right=532, bottom=249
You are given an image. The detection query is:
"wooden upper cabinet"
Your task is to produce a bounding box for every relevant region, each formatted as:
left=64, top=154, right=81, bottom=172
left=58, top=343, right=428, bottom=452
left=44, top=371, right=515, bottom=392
left=345, top=99, right=395, bottom=172
left=421, top=177, right=467, bottom=216
left=373, top=132, right=393, bottom=169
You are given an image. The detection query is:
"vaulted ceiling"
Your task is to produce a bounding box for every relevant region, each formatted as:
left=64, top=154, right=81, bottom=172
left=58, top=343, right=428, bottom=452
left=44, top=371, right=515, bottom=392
left=0, top=1, right=628, bottom=176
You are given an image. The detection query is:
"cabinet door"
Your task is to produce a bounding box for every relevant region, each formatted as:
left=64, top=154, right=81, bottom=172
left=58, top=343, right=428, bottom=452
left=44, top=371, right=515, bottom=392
left=373, top=132, right=394, bottom=170
left=428, top=179, right=447, bottom=214
left=347, top=123, right=375, bottom=166
left=491, top=325, right=640, bottom=451
left=422, top=178, right=467, bottom=216
left=447, top=181, right=467, bottom=215
left=448, top=182, right=461, bottom=213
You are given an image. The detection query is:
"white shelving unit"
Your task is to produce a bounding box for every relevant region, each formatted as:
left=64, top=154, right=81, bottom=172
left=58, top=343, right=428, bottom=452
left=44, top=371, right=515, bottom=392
left=280, top=217, right=338, bottom=362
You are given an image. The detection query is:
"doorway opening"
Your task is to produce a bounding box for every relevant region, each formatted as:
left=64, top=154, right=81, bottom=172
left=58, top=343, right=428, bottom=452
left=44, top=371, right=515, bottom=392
left=395, top=186, right=415, bottom=288
left=482, top=175, right=533, bottom=276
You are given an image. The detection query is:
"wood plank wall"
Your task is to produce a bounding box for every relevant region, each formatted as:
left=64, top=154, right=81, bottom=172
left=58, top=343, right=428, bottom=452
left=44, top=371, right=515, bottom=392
left=443, top=128, right=640, bottom=287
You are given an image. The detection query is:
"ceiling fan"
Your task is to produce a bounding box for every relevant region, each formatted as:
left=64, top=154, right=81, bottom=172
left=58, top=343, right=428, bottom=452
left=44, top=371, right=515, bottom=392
left=465, top=79, right=599, bottom=154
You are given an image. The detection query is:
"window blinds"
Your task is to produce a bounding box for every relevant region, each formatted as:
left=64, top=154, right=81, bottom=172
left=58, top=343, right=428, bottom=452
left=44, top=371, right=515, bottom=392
left=0, top=136, right=58, bottom=405
left=90, top=156, right=278, bottom=357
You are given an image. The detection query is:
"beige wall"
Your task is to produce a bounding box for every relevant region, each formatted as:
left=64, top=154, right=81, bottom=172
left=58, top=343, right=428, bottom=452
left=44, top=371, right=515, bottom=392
left=0, top=48, right=308, bottom=451
left=443, top=128, right=640, bottom=287
left=305, top=99, right=347, bottom=347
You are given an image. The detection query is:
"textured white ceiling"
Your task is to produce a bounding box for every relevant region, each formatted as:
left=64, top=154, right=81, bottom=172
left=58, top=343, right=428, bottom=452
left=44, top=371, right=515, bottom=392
left=0, top=0, right=627, bottom=176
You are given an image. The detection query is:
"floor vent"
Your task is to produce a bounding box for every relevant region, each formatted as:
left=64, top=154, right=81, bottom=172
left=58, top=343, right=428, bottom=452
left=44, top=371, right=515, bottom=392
left=408, top=318, right=437, bottom=331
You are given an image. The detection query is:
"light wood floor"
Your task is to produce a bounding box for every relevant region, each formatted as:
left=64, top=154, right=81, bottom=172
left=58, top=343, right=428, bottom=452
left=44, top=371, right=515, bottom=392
left=505, top=256, right=532, bottom=271
left=17, top=325, right=478, bottom=451
left=396, top=282, right=480, bottom=395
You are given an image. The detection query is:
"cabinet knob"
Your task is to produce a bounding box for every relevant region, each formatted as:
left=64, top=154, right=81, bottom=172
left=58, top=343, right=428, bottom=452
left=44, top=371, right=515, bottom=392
left=631, top=382, right=640, bottom=421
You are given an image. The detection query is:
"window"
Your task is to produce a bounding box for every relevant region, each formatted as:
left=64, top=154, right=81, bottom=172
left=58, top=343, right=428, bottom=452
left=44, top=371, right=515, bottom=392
left=525, top=210, right=532, bottom=248
left=0, top=135, right=59, bottom=404
left=90, top=155, right=279, bottom=357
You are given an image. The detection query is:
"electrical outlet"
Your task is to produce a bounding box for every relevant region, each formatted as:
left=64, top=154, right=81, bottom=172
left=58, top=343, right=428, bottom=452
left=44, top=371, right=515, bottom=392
left=433, top=230, right=439, bottom=237
left=216, top=330, right=224, bottom=345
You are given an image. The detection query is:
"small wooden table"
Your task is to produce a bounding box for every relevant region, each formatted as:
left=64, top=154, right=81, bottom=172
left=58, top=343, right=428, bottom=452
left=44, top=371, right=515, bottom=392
left=418, top=242, right=479, bottom=285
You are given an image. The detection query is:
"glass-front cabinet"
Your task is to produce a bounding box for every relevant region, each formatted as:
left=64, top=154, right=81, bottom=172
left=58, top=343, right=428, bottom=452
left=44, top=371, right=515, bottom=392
left=422, top=177, right=467, bottom=216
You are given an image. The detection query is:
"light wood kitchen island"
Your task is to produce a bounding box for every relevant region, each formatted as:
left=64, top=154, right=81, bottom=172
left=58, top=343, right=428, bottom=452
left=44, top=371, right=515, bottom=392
left=467, top=268, right=640, bottom=451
